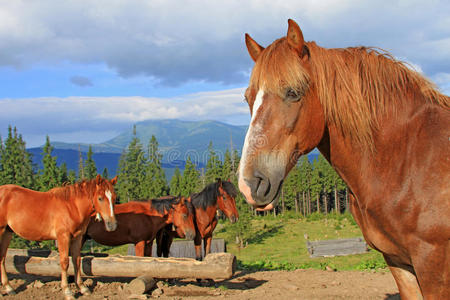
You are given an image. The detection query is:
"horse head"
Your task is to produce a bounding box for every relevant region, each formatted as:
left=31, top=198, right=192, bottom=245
left=239, top=19, right=325, bottom=211
left=92, top=174, right=118, bottom=232
left=216, top=178, right=239, bottom=223
left=168, top=197, right=195, bottom=240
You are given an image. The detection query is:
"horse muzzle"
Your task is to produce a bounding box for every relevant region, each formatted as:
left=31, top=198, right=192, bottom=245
left=239, top=169, right=283, bottom=211
left=229, top=215, right=238, bottom=224
left=104, top=218, right=117, bottom=232
left=184, top=229, right=195, bottom=241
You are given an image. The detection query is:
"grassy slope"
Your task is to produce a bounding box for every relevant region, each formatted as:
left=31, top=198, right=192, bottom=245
left=214, top=214, right=386, bottom=271
left=104, top=213, right=386, bottom=271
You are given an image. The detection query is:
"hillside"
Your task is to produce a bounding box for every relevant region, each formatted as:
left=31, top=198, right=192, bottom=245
left=28, top=119, right=318, bottom=177
left=28, top=119, right=245, bottom=177
left=48, top=119, right=247, bottom=157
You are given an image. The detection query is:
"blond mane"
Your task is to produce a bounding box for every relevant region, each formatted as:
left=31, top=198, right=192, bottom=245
left=250, top=38, right=450, bottom=149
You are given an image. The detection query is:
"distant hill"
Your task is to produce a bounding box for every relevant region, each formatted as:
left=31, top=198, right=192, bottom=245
left=29, top=119, right=245, bottom=178
left=28, top=119, right=319, bottom=178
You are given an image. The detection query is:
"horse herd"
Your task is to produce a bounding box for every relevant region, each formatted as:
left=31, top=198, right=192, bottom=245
left=0, top=19, right=448, bottom=300
left=0, top=175, right=238, bottom=299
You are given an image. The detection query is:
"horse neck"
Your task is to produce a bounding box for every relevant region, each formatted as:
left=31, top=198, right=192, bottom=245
left=318, top=97, right=449, bottom=206
left=61, top=187, right=94, bottom=220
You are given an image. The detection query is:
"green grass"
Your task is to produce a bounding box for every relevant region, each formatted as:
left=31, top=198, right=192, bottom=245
left=101, top=213, right=387, bottom=272
left=215, top=213, right=386, bottom=272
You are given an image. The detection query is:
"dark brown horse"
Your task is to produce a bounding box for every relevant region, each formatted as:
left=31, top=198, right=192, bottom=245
left=84, top=196, right=195, bottom=256
left=156, top=179, right=239, bottom=260
left=0, top=175, right=118, bottom=299
left=238, top=19, right=449, bottom=299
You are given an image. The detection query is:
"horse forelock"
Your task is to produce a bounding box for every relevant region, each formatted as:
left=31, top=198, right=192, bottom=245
left=250, top=37, right=310, bottom=98
left=250, top=38, right=449, bottom=150
left=222, top=181, right=238, bottom=198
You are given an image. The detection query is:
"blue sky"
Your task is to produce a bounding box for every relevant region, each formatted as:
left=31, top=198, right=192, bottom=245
left=0, top=0, right=449, bottom=147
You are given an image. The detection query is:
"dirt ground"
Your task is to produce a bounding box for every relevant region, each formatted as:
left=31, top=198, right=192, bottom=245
left=2, top=269, right=399, bottom=300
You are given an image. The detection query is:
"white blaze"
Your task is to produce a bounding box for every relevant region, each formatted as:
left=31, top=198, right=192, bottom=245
left=239, top=89, right=265, bottom=181
left=105, top=190, right=114, bottom=217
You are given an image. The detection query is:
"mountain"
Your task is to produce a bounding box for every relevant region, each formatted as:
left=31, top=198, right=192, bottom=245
left=28, top=119, right=319, bottom=178
left=29, top=119, right=246, bottom=177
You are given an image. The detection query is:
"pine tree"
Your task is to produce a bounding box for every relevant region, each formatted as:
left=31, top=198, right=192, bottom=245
left=77, top=146, right=85, bottom=180
left=102, top=167, right=109, bottom=179
left=180, top=156, right=200, bottom=196
left=204, top=141, right=222, bottom=185
left=68, top=169, right=77, bottom=184
left=84, top=145, right=97, bottom=180
left=142, top=135, right=168, bottom=198
left=298, top=156, right=313, bottom=215
left=0, top=127, right=35, bottom=188
left=282, top=163, right=301, bottom=213
left=169, top=167, right=182, bottom=196
left=310, top=158, right=323, bottom=213
left=38, top=136, right=60, bottom=191
left=58, top=162, right=69, bottom=184
left=116, top=125, right=146, bottom=202
left=317, top=154, right=333, bottom=214
left=221, top=149, right=233, bottom=180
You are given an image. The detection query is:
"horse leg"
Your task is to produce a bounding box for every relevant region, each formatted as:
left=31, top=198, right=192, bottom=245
left=70, top=236, right=90, bottom=295
left=411, top=244, right=449, bottom=299
left=0, top=229, right=14, bottom=295
left=135, top=241, right=145, bottom=256
left=57, top=234, right=74, bottom=300
left=144, top=240, right=152, bottom=256
left=383, top=254, right=422, bottom=299
left=203, top=235, right=215, bottom=286
left=194, top=233, right=202, bottom=261
left=204, top=235, right=212, bottom=256
left=163, top=232, right=175, bottom=258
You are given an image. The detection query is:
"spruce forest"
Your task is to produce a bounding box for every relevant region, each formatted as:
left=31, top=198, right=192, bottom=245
left=1, top=125, right=348, bottom=248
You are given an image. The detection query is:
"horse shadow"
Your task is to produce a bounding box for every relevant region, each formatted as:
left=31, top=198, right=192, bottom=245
left=385, top=293, right=400, bottom=299
left=246, top=223, right=284, bottom=244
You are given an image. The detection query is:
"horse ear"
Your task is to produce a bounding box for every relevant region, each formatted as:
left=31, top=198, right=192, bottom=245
left=180, top=197, right=185, bottom=205
left=287, top=19, right=305, bottom=54
left=216, top=177, right=223, bottom=187
left=95, top=174, right=102, bottom=184
left=245, top=33, right=264, bottom=62
left=110, top=176, right=118, bottom=185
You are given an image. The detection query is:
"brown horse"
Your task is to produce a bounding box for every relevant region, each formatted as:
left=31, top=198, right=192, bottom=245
left=84, top=196, right=195, bottom=256
left=156, top=178, right=239, bottom=260
left=238, top=19, right=449, bottom=299
left=0, top=175, right=118, bottom=299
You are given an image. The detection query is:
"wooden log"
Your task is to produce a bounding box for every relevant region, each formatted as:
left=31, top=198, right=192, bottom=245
left=5, top=251, right=236, bottom=280
left=126, top=275, right=157, bottom=294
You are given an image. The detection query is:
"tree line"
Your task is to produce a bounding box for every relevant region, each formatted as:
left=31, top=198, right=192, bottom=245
left=1, top=125, right=348, bottom=215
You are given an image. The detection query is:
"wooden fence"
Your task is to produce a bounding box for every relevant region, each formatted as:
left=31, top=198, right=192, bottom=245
left=306, top=237, right=369, bottom=257
left=127, top=239, right=226, bottom=258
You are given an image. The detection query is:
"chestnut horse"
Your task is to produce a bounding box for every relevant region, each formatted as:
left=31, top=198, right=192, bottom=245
left=238, top=19, right=449, bottom=299
left=84, top=196, right=195, bottom=256
left=0, top=175, right=118, bottom=299
left=156, top=179, right=239, bottom=260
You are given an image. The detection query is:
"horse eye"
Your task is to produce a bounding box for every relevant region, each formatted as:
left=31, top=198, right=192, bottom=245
left=285, top=88, right=300, bottom=102
left=98, top=196, right=103, bottom=201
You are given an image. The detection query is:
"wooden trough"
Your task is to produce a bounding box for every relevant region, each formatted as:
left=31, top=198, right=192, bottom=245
left=5, top=248, right=236, bottom=280
left=127, top=238, right=226, bottom=258
left=306, top=237, right=369, bottom=258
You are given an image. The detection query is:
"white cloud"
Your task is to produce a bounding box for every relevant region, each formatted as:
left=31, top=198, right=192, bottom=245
left=0, top=1, right=449, bottom=84
left=0, top=88, right=249, bottom=146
